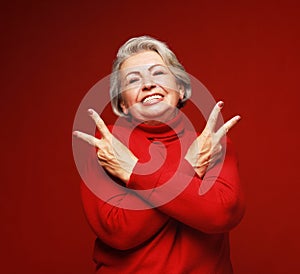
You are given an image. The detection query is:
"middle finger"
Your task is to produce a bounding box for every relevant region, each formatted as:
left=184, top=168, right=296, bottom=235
left=205, top=101, right=224, bottom=132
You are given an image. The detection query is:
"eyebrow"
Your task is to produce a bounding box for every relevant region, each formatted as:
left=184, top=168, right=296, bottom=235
left=124, top=64, right=166, bottom=78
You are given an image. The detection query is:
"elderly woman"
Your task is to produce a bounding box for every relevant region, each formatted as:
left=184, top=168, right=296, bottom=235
left=74, top=36, right=245, bottom=273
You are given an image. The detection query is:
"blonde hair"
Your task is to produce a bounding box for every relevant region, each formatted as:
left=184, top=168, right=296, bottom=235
left=110, top=36, right=191, bottom=116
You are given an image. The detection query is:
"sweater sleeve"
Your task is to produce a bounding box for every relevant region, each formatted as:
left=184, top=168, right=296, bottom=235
left=80, top=152, right=169, bottom=251
left=127, top=138, right=245, bottom=234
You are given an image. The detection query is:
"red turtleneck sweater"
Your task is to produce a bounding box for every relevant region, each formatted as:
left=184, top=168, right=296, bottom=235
left=81, top=113, right=245, bottom=273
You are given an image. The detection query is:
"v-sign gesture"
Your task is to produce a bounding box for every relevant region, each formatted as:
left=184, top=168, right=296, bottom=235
left=73, top=109, right=138, bottom=183
left=185, top=101, right=241, bottom=178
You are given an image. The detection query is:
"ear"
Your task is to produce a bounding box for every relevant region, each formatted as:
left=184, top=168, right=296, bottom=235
left=120, top=100, right=129, bottom=115
left=178, top=84, right=185, bottom=100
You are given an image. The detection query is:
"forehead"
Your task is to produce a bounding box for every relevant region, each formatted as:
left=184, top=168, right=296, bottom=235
left=120, top=51, right=166, bottom=71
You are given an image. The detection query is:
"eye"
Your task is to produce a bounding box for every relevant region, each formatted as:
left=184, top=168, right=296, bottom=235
left=153, top=70, right=164, bottom=76
left=126, top=76, right=141, bottom=85
left=129, top=78, right=139, bottom=84
left=152, top=66, right=168, bottom=76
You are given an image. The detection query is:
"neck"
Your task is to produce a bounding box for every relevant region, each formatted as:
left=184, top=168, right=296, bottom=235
left=134, top=109, right=179, bottom=126
left=142, top=120, right=166, bottom=126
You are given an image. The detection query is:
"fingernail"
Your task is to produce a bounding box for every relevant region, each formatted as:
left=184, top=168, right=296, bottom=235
left=87, top=109, right=93, bottom=115
left=236, top=115, right=241, bottom=121
left=73, top=131, right=79, bottom=137
left=218, top=101, right=224, bottom=108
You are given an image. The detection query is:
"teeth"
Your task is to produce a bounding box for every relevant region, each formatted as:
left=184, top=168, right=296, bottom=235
left=143, top=95, right=163, bottom=104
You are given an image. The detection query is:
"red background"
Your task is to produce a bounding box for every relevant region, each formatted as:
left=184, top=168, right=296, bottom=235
left=1, top=1, right=300, bottom=273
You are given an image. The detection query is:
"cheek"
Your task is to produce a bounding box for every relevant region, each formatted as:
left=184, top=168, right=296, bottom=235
left=121, top=91, right=136, bottom=107
left=154, top=75, right=178, bottom=89
left=172, top=92, right=181, bottom=102
left=165, top=91, right=181, bottom=106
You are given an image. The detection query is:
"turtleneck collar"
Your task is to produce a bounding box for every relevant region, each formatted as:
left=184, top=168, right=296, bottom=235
left=133, top=112, right=186, bottom=142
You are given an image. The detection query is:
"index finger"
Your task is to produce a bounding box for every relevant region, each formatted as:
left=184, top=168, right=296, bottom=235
left=204, top=101, right=224, bottom=132
left=88, top=109, right=111, bottom=139
left=215, top=115, right=241, bottom=142
left=73, top=130, right=100, bottom=147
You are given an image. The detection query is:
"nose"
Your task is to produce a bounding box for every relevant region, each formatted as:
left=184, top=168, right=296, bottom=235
left=142, top=76, right=156, bottom=91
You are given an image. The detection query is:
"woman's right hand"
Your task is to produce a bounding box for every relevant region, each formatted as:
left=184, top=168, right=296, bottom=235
left=73, top=109, right=138, bottom=184
left=184, top=101, right=241, bottom=178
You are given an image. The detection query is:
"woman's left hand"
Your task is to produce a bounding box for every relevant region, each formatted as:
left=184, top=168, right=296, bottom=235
left=73, top=109, right=138, bottom=183
left=184, top=101, right=240, bottom=178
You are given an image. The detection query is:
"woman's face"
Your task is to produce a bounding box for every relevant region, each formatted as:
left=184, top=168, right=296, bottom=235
left=119, top=51, right=184, bottom=124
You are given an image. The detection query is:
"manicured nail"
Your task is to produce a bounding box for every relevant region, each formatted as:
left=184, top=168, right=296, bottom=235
left=218, top=101, right=224, bottom=108
left=87, top=109, right=93, bottom=115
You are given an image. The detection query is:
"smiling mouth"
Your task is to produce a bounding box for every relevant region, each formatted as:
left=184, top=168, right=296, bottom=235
left=142, top=94, right=164, bottom=105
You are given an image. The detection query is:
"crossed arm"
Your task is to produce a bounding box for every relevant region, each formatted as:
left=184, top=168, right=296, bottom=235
left=74, top=102, right=244, bottom=249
